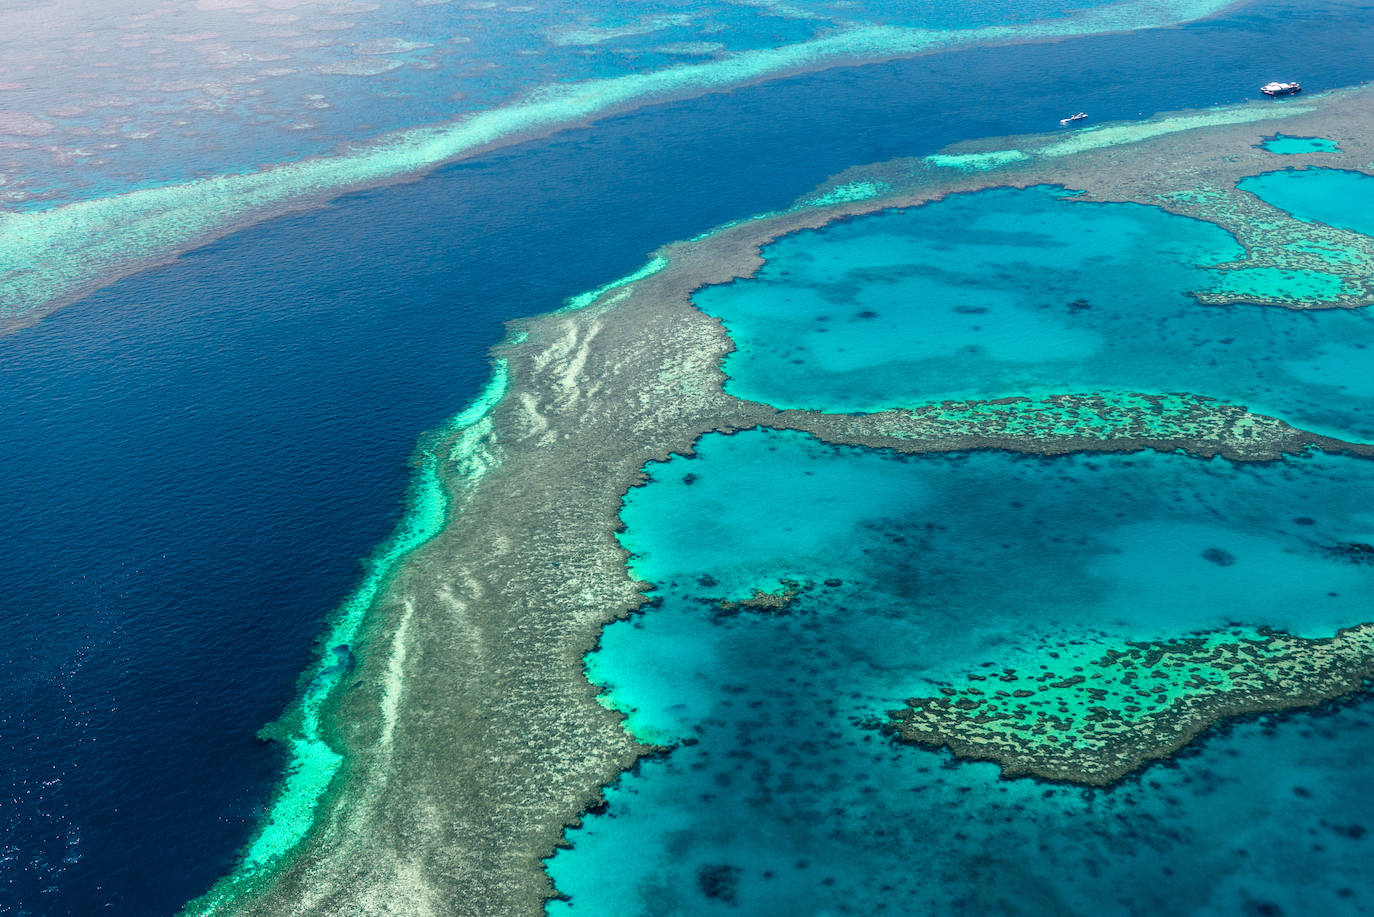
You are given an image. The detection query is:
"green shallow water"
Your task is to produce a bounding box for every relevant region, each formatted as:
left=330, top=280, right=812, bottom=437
left=550, top=429, right=1374, bottom=915
left=692, top=185, right=1374, bottom=439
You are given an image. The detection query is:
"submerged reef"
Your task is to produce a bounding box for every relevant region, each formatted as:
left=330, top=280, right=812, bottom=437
left=888, top=625, right=1374, bottom=785
left=197, top=85, right=1374, bottom=914
left=715, top=580, right=803, bottom=616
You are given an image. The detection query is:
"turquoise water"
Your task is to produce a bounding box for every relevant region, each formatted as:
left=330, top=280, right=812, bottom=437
left=1241, top=167, right=1374, bottom=237
left=1261, top=134, right=1342, bottom=154
left=548, top=429, right=1374, bottom=915
left=693, top=186, right=1374, bottom=439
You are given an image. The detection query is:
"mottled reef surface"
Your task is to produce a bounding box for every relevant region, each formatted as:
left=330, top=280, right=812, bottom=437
left=214, top=85, right=1374, bottom=914
left=887, top=624, right=1374, bottom=785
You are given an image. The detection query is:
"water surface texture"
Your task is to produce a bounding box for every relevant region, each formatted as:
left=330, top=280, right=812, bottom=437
left=549, top=429, right=1374, bottom=915
left=695, top=185, right=1374, bottom=439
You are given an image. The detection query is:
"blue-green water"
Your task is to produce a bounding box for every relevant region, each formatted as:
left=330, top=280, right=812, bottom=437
left=548, top=429, right=1374, bottom=915
left=1261, top=134, right=1342, bottom=154
left=1241, top=167, right=1374, bottom=237
left=693, top=185, right=1374, bottom=440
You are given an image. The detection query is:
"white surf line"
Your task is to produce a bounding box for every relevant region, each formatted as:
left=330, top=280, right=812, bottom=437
left=379, top=599, right=414, bottom=755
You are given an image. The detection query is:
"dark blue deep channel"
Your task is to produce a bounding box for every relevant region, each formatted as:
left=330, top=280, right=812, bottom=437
left=5, top=0, right=1374, bottom=911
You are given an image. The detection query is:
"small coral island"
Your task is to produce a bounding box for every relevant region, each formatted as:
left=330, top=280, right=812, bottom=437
left=887, top=624, right=1374, bottom=785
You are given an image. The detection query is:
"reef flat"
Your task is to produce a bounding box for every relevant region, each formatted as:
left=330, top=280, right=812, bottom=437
left=773, top=392, right=1362, bottom=461
left=889, top=625, right=1374, bottom=785
left=201, top=85, right=1374, bottom=914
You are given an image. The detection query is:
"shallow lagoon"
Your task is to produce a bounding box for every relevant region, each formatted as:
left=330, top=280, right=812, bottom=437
left=694, top=185, right=1374, bottom=440
left=548, top=429, right=1374, bottom=915
left=1241, top=167, right=1374, bottom=238
left=1260, top=134, right=1342, bottom=154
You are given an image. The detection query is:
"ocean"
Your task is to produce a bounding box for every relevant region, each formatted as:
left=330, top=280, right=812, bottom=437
left=6, top=0, right=1374, bottom=911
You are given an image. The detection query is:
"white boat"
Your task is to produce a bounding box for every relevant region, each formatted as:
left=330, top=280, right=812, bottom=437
left=1261, top=81, right=1301, bottom=96
left=1059, top=112, right=1087, bottom=125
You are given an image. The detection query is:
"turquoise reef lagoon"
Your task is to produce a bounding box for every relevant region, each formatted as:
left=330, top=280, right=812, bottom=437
left=1241, top=167, right=1374, bottom=237
left=548, top=429, right=1374, bottom=915
left=1261, top=134, right=1342, bottom=154
left=693, top=186, right=1374, bottom=439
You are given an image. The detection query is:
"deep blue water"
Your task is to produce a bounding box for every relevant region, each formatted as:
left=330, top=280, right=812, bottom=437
left=7, top=0, right=1374, bottom=912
